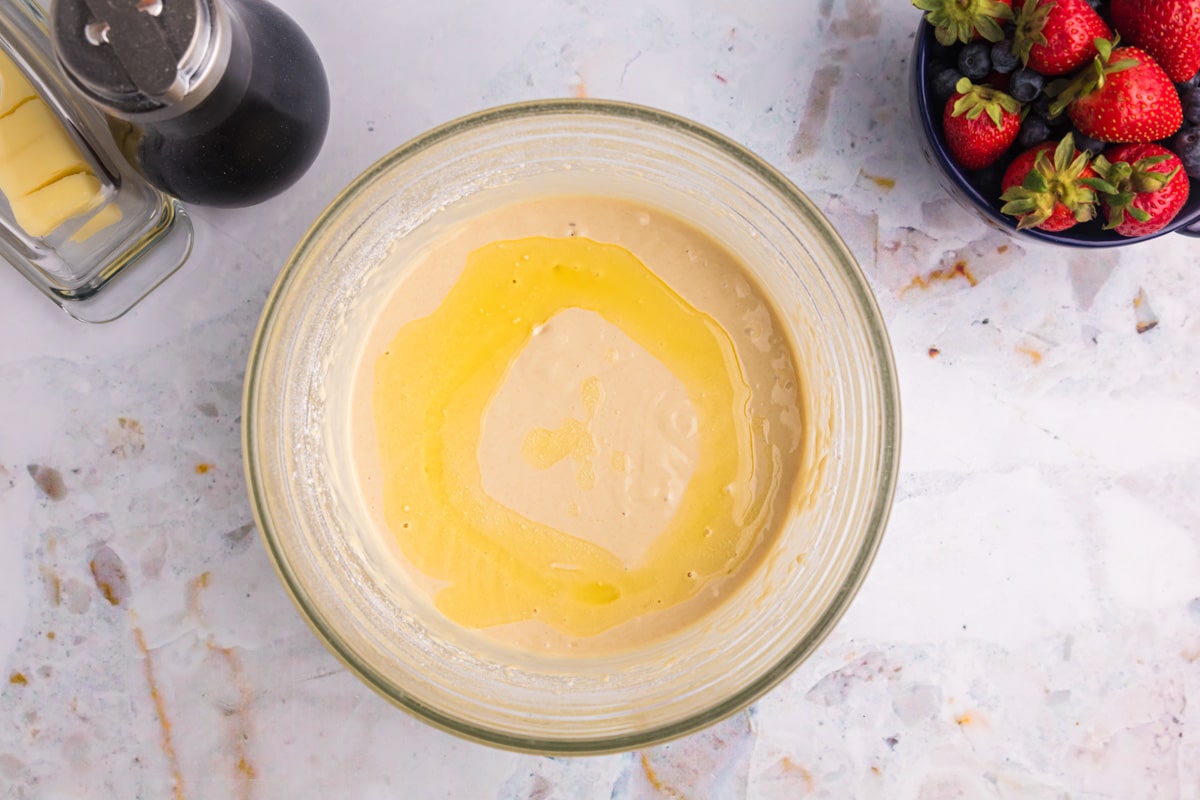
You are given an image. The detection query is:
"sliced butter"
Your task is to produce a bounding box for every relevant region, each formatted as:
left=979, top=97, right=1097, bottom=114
left=0, top=53, right=38, bottom=118
left=0, top=121, right=90, bottom=197
left=12, top=173, right=104, bottom=238
left=0, top=52, right=113, bottom=239
left=0, top=98, right=60, bottom=160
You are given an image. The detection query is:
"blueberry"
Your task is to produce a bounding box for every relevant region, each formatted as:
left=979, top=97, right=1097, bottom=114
left=1029, top=95, right=1051, bottom=118
left=1009, top=68, right=1045, bottom=102
left=1017, top=117, right=1051, bottom=149
left=970, top=162, right=1007, bottom=197
left=1029, top=94, right=1065, bottom=125
left=990, top=40, right=1019, bottom=74
left=1171, top=126, right=1200, bottom=178
left=930, top=40, right=957, bottom=63
left=1084, top=0, right=1105, bottom=10
left=931, top=65, right=965, bottom=102
left=1177, top=71, right=1200, bottom=90
left=1181, top=86, right=1200, bottom=126
left=958, top=42, right=992, bottom=82
left=1071, top=129, right=1106, bottom=155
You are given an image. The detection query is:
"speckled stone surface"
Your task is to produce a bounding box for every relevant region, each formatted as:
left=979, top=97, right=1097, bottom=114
left=3, top=1, right=1200, bottom=797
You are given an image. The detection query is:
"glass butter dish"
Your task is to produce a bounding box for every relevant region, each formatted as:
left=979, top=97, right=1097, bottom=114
left=0, top=0, right=191, bottom=322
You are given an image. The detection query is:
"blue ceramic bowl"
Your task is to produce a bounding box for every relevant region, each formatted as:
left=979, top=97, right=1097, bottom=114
left=910, top=19, right=1200, bottom=247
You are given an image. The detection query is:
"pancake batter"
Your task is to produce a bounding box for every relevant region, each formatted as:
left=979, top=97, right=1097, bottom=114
left=351, top=195, right=806, bottom=653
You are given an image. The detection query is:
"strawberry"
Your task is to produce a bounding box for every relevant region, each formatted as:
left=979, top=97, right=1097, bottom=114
left=1012, top=0, right=1112, bottom=76
left=914, top=0, right=1015, bottom=45
left=943, top=78, right=1023, bottom=169
left=1048, top=40, right=1183, bottom=143
left=1091, top=143, right=1191, bottom=236
left=1110, top=0, right=1200, bottom=84
left=1000, top=134, right=1101, bottom=230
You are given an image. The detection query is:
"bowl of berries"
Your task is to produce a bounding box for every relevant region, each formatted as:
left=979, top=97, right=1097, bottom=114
left=910, top=0, right=1200, bottom=246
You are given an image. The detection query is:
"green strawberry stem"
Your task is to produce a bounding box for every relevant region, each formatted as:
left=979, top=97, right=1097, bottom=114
left=914, top=0, right=1014, bottom=45
left=952, top=77, right=1022, bottom=127
left=1046, top=36, right=1137, bottom=116
left=1012, top=0, right=1052, bottom=66
left=1089, top=152, right=1183, bottom=230
left=1000, top=134, right=1099, bottom=229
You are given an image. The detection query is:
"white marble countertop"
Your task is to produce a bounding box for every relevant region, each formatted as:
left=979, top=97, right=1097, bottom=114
left=3, top=0, right=1200, bottom=797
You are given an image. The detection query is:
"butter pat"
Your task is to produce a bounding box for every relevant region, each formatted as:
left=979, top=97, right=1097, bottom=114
left=0, top=98, right=58, bottom=159
left=0, top=54, right=111, bottom=239
left=0, top=116, right=90, bottom=197
left=0, top=53, right=37, bottom=117
left=12, top=173, right=103, bottom=238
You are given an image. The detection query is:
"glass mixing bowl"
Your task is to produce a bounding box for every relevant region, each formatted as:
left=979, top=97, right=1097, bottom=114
left=242, top=99, right=900, bottom=754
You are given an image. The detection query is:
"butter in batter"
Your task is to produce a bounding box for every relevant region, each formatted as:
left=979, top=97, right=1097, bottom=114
left=354, top=196, right=806, bottom=651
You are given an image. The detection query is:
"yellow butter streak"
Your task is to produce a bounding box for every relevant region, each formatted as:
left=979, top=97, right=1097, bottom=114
left=521, top=376, right=601, bottom=489
left=374, top=236, right=773, bottom=637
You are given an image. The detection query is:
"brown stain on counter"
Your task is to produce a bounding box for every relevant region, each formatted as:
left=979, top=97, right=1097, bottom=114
left=40, top=566, right=62, bottom=606
left=189, top=571, right=257, bottom=798
left=640, top=752, right=684, bottom=799
left=133, top=625, right=185, bottom=800
left=9, top=672, right=26, bottom=685
left=90, top=545, right=131, bottom=606
left=828, top=0, right=882, bottom=37
left=1015, top=345, right=1043, bottom=365
left=789, top=65, right=842, bottom=160
left=779, top=757, right=816, bottom=792
left=901, top=260, right=978, bottom=295
left=1133, top=288, right=1159, bottom=333
left=27, top=465, right=66, bottom=500
left=188, top=571, right=211, bottom=603
left=111, top=417, right=145, bottom=457
left=860, top=170, right=896, bottom=190
left=91, top=568, right=121, bottom=605
left=211, top=643, right=256, bottom=799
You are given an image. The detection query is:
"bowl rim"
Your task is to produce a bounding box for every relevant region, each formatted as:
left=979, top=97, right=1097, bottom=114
left=241, top=97, right=902, bottom=754
left=911, top=18, right=1200, bottom=247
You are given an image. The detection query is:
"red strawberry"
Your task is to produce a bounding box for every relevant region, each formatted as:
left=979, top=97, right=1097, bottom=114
left=1049, top=41, right=1183, bottom=143
left=914, top=0, right=1015, bottom=45
left=943, top=78, right=1023, bottom=170
left=1000, top=134, right=1101, bottom=230
left=1110, top=0, right=1200, bottom=84
left=1012, top=0, right=1112, bottom=76
left=1092, top=143, right=1191, bottom=236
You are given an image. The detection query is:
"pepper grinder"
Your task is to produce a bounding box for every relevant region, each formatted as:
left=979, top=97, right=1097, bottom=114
left=49, top=0, right=329, bottom=208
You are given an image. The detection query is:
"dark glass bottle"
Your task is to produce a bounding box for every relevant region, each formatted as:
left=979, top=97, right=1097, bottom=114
left=51, top=0, right=329, bottom=208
